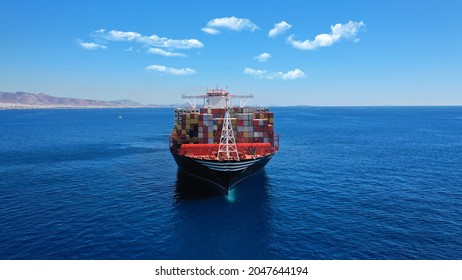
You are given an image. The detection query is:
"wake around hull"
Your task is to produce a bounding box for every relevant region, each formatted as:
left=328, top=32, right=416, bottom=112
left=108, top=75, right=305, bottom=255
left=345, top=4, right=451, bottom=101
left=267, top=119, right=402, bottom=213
left=171, top=152, right=273, bottom=193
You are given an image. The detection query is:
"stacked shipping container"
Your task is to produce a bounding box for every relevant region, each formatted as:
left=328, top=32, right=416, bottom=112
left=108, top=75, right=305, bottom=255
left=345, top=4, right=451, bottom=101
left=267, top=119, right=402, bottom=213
left=172, top=107, right=275, bottom=146
left=237, top=113, right=254, bottom=143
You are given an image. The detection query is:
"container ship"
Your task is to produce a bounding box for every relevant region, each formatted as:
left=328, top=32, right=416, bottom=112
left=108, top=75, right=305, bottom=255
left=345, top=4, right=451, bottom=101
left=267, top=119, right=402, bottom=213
left=169, top=87, right=279, bottom=193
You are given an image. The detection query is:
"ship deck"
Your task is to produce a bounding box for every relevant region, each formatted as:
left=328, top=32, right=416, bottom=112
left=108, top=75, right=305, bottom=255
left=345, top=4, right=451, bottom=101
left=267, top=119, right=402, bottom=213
left=174, top=143, right=277, bottom=161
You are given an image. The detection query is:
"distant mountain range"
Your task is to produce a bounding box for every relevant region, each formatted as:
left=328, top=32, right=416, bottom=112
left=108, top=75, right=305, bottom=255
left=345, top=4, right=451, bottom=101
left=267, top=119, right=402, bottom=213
left=0, top=91, right=147, bottom=109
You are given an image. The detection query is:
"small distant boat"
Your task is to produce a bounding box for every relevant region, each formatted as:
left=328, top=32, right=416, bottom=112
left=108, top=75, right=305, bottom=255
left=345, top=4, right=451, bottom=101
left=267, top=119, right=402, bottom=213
left=117, top=115, right=123, bottom=119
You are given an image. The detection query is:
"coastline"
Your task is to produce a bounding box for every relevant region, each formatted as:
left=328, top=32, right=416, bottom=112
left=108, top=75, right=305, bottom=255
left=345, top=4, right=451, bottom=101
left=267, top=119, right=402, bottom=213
left=0, top=103, right=174, bottom=110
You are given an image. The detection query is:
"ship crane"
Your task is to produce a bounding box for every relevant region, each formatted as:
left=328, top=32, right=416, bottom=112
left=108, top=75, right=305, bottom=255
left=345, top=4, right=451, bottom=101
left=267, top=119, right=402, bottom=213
left=181, top=94, right=208, bottom=108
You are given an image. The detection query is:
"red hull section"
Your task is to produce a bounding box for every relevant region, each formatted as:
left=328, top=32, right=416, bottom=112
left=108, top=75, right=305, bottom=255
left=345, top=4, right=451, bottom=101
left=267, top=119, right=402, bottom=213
left=177, top=143, right=276, bottom=161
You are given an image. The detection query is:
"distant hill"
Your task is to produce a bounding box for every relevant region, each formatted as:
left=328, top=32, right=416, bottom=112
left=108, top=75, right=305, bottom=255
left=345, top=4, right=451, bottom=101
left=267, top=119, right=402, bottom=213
left=0, top=91, right=145, bottom=109
left=110, top=99, right=143, bottom=107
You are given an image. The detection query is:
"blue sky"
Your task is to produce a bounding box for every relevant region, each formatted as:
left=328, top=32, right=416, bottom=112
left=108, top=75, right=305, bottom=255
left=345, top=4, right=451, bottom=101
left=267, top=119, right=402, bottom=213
left=1, top=0, right=461, bottom=106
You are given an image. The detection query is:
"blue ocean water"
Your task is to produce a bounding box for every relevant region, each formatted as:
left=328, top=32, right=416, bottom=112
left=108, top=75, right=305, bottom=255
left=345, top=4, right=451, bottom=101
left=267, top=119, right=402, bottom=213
left=0, top=107, right=461, bottom=260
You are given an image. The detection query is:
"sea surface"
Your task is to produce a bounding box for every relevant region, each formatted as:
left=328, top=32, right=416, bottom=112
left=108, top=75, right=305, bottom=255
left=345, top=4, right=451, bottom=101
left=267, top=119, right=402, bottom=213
left=0, top=107, right=461, bottom=260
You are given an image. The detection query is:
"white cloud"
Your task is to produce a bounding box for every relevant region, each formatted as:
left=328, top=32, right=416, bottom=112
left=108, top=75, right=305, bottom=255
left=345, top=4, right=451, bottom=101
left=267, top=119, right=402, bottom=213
left=105, top=30, right=141, bottom=41
left=202, top=16, right=259, bottom=34
left=140, top=35, right=204, bottom=49
left=281, top=69, right=306, bottom=80
left=254, top=52, right=271, bottom=62
left=201, top=27, right=221, bottom=35
left=244, top=67, right=305, bottom=80
left=147, top=48, right=186, bottom=57
left=93, top=29, right=204, bottom=49
left=145, top=65, right=196, bottom=76
left=78, top=40, right=107, bottom=50
left=244, top=68, right=267, bottom=77
left=268, top=21, right=292, bottom=38
left=287, top=20, right=366, bottom=50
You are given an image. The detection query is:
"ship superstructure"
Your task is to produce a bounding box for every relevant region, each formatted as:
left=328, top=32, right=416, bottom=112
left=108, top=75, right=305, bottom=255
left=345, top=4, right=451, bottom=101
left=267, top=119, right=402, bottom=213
left=169, top=87, right=279, bottom=192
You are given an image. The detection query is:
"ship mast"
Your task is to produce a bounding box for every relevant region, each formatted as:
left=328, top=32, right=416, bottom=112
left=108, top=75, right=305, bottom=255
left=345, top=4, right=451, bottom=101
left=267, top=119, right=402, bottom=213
left=217, top=99, right=239, bottom=160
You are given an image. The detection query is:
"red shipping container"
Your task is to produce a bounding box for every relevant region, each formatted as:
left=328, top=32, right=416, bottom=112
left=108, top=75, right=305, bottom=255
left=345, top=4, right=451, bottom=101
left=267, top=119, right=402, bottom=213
left=254, top=137, right=264, bottom=143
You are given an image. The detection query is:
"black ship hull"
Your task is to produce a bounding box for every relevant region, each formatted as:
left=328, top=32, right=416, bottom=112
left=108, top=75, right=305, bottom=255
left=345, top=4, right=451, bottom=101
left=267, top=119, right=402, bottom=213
left=171, top=152, right=274, bottom=193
